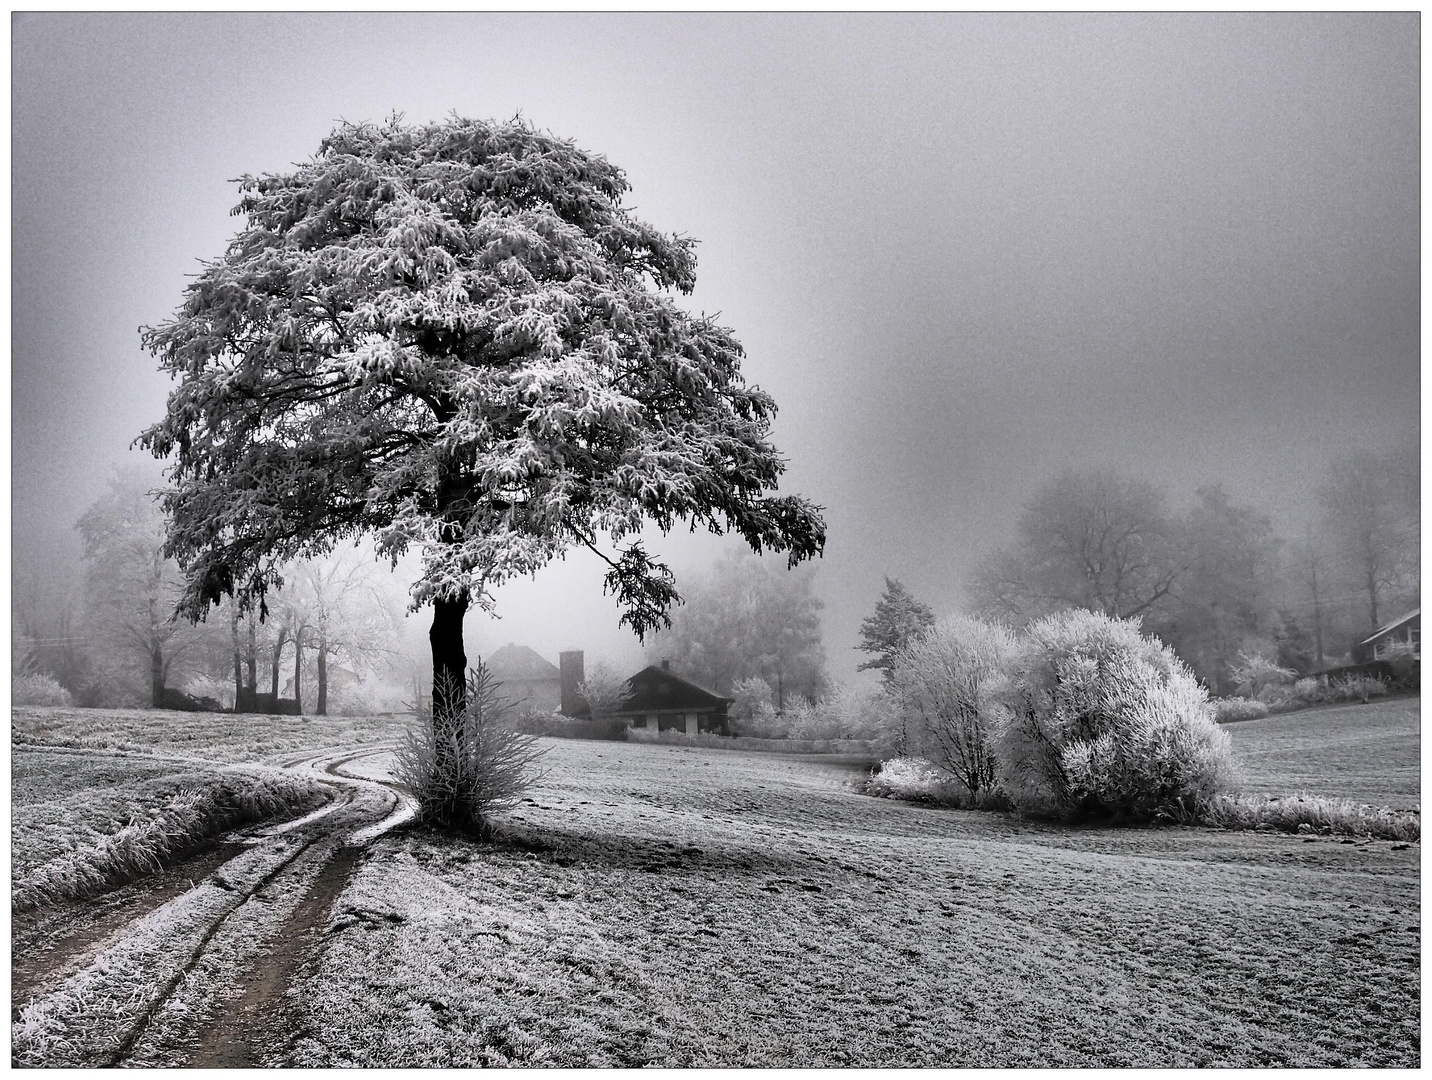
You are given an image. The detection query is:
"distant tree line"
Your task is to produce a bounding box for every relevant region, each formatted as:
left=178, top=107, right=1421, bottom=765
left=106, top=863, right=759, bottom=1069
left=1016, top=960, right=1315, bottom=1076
left=14, top=469, right=405, bottom=713
left=962, top=446, right=1418, bottom=693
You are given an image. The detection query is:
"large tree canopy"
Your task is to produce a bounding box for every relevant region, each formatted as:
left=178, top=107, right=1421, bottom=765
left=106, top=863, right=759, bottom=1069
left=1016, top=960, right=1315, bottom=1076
left=138, top=115, right=825, bottom=706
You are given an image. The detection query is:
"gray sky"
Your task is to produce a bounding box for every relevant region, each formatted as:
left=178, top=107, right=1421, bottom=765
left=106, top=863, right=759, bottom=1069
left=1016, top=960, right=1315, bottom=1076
left=11, top=12, right=1420, bottom=680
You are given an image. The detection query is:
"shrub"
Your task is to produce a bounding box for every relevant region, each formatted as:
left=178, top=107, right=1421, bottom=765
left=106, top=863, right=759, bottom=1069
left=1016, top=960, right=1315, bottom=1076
left=1380, top=641, right=1420, bottom=691
left=806, top=681, right=895, bottom=742
left=1292, top=677, right=1325, bottom=706
left=729, top=677, right=780, bottom=736
left=1227, top=649, right=1296, bottom=698
left=1328, top=674, right=1390, bottom=704
left=1204, top=793, right=1420, bottom=842
left=995, top=609, right=1236, bottom=822
left=12, top=671, right=74, bottom=707
left=889, top=614, right=1015, bottom=803
left=394, top=663, right=547, bottom=837
left=1212, top=696, right=1270, bottom=723
left=865, top=757, right=967, bottom=804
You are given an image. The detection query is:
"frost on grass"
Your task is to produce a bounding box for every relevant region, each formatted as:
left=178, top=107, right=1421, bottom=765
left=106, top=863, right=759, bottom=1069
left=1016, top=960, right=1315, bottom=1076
left=280, top=738, right=1418, bottom=1068
left=12, top=747, right=326, bottom=909
left=11, top=705, right=409, bottom=763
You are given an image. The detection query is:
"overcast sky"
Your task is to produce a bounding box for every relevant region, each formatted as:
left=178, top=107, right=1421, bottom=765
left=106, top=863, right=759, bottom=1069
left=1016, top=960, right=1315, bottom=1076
left=11, top=12, right=1420, bottom=681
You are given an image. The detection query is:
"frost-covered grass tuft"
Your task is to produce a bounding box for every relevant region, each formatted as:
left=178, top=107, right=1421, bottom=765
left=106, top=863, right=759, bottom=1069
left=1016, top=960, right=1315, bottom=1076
left=12, top=749, right=326, bottom=910
left=1204, top=793, right=1419, bottom=842
left=395, top=665, right=546, bottom=837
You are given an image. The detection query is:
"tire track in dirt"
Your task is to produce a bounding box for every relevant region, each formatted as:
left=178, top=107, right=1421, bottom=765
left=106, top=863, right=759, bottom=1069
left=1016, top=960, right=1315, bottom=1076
left=183, top=747, right=407, bottom=1067
left=10, top=839, right=251, bottom=1016
left=11, top=744, right=413, bottom=1069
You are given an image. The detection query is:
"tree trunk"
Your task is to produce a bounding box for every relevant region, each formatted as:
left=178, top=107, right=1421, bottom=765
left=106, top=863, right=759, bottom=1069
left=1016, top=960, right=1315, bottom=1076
left=293, top=633, right=304, bottom=715
left=317, top=640, right=328, bottom=716
left=1366, top=566, right=1380, bottom=632
left=231, top=607, right=243, bottom=709
left=430, top=593, right=470, bottom=718
left=270, top=629, right=288, bottom=712
left=246, top=619, right=258, bottom=699
left=151, top=643, right=165, bottom=708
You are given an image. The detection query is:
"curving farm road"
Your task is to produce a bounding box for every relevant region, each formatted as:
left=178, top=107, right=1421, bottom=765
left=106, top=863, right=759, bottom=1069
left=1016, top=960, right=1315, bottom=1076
left=12, top=743, right=412, bottom=1068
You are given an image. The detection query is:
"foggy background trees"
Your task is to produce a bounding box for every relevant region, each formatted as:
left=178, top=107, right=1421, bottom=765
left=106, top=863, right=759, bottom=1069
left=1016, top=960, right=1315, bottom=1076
left=647, top=548, right=828, bottom=708
left=13, top=470, right=410, bottom=714
left=967, top=445, right=1419, bottom=693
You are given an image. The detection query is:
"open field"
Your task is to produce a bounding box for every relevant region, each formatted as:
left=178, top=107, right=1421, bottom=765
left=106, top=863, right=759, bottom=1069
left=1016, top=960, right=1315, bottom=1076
left=11, top=706, right=407, bottom=764
left=281, top=737, right=1419, bottom=1067
left=10, top=700, right=1420, bottom=1066
left=1225, top=697, right=1420, bottom=810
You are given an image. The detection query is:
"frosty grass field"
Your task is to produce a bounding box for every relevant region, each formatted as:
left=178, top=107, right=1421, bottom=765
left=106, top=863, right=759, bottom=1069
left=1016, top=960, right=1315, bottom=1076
left=10, top=697, right=1421, bottom=1067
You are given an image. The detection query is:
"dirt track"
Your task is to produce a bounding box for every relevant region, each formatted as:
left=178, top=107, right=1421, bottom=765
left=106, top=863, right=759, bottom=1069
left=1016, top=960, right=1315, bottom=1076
left=11, top=744, right=412, bottom=1068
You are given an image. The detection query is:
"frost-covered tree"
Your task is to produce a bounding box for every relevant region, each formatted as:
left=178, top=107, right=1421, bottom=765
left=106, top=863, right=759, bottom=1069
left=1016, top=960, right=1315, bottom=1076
left=1159, top=486, right=1283, bottom=694
left=890, top=614, right=1015, bottom=799
left=857, top=576, right=936, bottom=680
left=289, top=551, right=402, bottom=714
left=137, top=115, right=825, bottom=719
left=970, top=470, right=1183, bottom=626
left=77, top=469, right=217, bottom=707
left=651, top=548, right=827, bottom=707
left=1317, top=445, right=1419, bottom=631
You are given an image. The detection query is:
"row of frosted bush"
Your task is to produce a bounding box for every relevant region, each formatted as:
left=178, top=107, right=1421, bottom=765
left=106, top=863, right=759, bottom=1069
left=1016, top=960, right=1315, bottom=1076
left=625, top=725, right=880, bottom=755
left=1212, top=673, right=1392, bottom=723
left=875, top=610, right=1237, bottom=824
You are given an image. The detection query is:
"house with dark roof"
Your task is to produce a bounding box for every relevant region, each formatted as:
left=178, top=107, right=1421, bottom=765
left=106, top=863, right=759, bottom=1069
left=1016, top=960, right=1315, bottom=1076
left=1357, top=608, right=1420, bottom=662
left=613, top=659, right=733, bottom=735
left=484, top=644, right=563, bottom=713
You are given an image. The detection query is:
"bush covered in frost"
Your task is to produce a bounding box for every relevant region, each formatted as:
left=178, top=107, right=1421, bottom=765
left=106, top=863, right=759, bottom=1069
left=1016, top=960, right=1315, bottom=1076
left=889, top=614, right=1015, bottom=804
left=12, top=671, right=74, bottom=707
left=395, top=662, right=547, bottom=838
left=1327, top=673, right=1390, bottom=704
left=995, top=609, right=1236, bottom=822
left=864, top=756, right=968, bottom=804
left=1212, top=696, right=1270, bottom=723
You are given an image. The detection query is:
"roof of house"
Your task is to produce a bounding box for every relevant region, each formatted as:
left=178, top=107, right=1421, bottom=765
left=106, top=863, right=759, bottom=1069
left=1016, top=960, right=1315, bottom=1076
left=483, top=644, right=561, bottom=682
left=1358, top=608, right=1420, bottom=647
left=615, top=665, right=731, bottom=714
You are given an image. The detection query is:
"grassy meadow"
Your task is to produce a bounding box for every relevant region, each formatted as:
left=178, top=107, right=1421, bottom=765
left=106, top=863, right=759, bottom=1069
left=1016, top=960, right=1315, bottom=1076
left=1223, top=696, right=1420, bottom=810
left=11, top=705, right=407, bottom=764
left=10, top=697, right=1420, bottom=1066
left=282, top=723, right=1419, bottom=1068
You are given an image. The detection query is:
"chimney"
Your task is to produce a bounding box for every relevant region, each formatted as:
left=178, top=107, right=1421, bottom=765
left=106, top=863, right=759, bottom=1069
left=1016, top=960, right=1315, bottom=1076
left=661, top=657, right=671, bottom=671
left=559, top=650, right=585, bottom=716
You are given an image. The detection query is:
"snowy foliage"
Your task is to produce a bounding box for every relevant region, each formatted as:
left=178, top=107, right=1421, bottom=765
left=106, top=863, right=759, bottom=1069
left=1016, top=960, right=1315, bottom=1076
left=856, top=577, right=936, bottom=679
left=137, top=115, right=824, bottom=645
left=12, top=671, right=74, bottom=707
left=576, top=660, right=629, bottom=720
left=890, top=615, right=1016, bottom=802
left=728, top=676, right=777, bottom=731
left=995, top=609, right=1236, bottom=822
left=1227, top=649, right=1296, bottom=699
left=1211, top=697, right=1271, bottom=723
